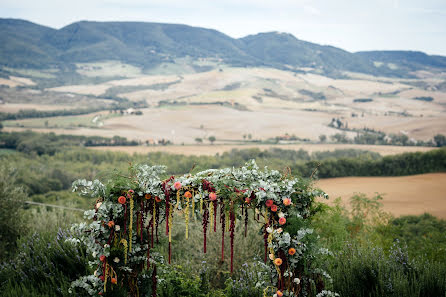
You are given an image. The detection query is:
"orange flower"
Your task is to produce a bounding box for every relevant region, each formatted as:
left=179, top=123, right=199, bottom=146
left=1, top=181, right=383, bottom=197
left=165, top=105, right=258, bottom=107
left=289, top=248, right=296, bottom=255
left=271, top=205, right=278, bottom=212
left=265, top=199, right=273, bottom=207
left=274, top=258, right=283, bottom=266
left=107, top=221, right=115, bottom=228
left=279, top=217, right=286, bottom=225
left=155, top=196, right=161, bottom=203
left=184, top=191, right=192, bottom=198
left=111, top=278, right=117, bottom=284
left=283, top=198, right=291, bottom=206
left=209, top=192, right=217, bottom=201
left=145, top=193, right=152, bottom=200
left=174, top=181, right=182, bottom=190
left=118, top=196, right=126, bottom=204
left=277, top=291, right=283, bottom=297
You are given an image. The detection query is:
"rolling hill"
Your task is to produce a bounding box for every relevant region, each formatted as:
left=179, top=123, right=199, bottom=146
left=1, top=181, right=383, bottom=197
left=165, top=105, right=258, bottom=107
left=1, top=18, right=446, bottom=78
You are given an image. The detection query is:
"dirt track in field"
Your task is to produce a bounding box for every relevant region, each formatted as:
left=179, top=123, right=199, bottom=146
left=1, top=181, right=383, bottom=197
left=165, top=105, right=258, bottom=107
left=316, top=173, right=446, bottom=219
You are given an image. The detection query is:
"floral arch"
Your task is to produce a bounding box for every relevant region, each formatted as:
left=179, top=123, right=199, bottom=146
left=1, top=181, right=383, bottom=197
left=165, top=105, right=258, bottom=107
left=69, top=160, right=336, bottom=297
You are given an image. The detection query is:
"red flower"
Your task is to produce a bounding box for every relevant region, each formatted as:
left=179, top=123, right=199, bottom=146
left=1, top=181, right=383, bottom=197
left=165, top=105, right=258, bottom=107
left=145, top=193, right=152, bottom=200
left=209, top=192, right=217, bottom=201
left=279, top=217, right=286, bottom=225
left=155, top=196, right=161, bottom=203
left=99, top=275, right=105, bottom=281
left=128, top=189, right=134, bottom=194
left=271, top=205, right=278, bottom=212
left=245, top=197, right=251, bottom=204
left=111, top=278, right=117, bottom=284
left=118, top=196, right=126, bottom=204
left=265, top=199, right=273, bottom=207
left=99, top=255, right=106, bottom=262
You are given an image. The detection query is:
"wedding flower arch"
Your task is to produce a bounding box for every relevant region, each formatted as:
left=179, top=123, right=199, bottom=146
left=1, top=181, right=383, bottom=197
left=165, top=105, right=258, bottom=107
left=69, top=160, right=336, bottom=297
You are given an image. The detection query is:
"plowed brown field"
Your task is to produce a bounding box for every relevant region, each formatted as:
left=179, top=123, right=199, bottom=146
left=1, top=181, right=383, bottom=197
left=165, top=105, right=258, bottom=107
left=316, top=173, right=446, bottom=218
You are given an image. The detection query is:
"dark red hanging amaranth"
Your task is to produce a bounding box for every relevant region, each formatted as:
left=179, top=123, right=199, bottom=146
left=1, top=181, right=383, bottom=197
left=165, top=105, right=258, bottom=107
left=220, top=203, right=225, bottom=262
left=229, top=209, right=235, bottom=273
left=278, top=250, right=287, bottom=291
left=155, top=202, right=160, bottom=243
left=263, top=223, right=269, bottom=263
left=151, top=200, right=155, bottom=248
left=146, top=222, right=151, bottom=269
left=244, top=206, right=249, bottom=238
left=140, top=200, right=144, bottom=242
left=123, top=204, right=128, bottom=234
left=151, top=265, right=157, bottom=297
left=162, top=176, right=174, bottom=236
left=213, top=200, right=218, bottom=232
left=202, top=205, right=209, bottom=253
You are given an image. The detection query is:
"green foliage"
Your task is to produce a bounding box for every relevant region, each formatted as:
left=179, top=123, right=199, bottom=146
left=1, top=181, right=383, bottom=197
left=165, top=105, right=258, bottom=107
left=0, top=166, right=28, bottom=259
left=327, top=243, right=446, bottom=297
left=0, top=231, right=90, bottom=297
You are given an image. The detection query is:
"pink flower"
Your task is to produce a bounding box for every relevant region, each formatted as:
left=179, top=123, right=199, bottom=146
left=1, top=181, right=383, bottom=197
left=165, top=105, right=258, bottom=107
left=209, top=192, right=217, bottom=201
left=283, top=198, right=291, bottom=206
left=174, top=181, right=182, bottom=190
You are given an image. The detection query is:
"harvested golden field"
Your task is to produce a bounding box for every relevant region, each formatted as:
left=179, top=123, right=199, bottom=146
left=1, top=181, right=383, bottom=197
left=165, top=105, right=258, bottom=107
left=316, top=173, right=446, bottom=219
left=89, top=143, right=437, bottom=156
left=39, top=66, right=446, bottom=143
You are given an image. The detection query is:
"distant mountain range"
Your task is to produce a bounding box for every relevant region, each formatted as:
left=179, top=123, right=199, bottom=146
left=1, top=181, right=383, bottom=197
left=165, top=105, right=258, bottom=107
left=1, top=18, right=446, bottom=78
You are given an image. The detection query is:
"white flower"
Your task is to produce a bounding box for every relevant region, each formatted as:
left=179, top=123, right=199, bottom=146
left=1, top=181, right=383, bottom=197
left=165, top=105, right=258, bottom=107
left=113, top=257, right=120, bottom=263
left=96, top=202, right=102, bottom=209
left=92, top=252, right=97, bottom=258
left=266, top=227, right=273, bottom=233
left=269, top=254, right=275, bottom=260
left=104, top=244, right=110, bottom=248
left=94, top=270, right=98, bottom=277
left=115, top=225, right=121, bottom=231
left=278, top=212, right=285, bottom=218
left=273, top=294, right=277, bottom=297
left=294, top=278, right=300, bottom=284
left=276, top=228, right=283, bottom=234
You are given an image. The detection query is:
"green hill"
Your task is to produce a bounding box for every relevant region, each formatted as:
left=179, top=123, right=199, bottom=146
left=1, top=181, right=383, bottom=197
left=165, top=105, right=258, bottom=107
left=1, top=18, right=446, bottom=78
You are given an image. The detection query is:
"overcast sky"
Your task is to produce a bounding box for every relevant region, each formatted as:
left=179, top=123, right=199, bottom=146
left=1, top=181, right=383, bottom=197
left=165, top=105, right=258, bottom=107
left=2, top=0, right=446, bottom=55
